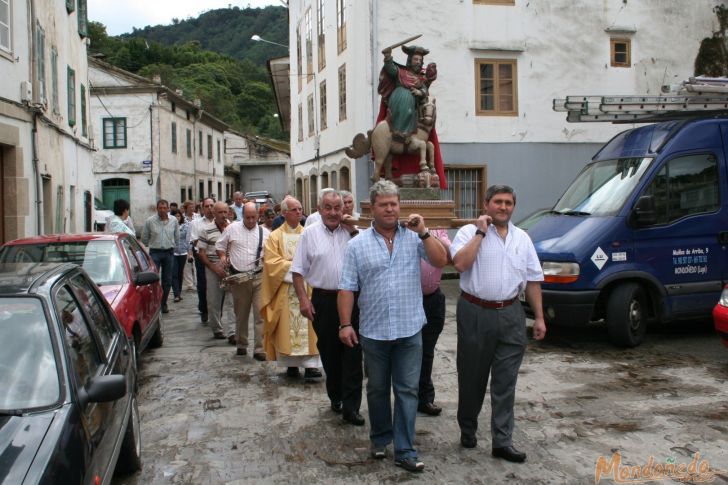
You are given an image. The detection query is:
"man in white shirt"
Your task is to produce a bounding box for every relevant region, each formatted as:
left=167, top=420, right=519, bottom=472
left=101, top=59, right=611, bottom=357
left=217, top=202, right=270, bottom=360
left=230, top=191, right=245, bottom=221
left=190, top=198, right=214, bottom=324
left=291, top=190, right=363, bottom=425
left=451, top=184, right=546, bottom=463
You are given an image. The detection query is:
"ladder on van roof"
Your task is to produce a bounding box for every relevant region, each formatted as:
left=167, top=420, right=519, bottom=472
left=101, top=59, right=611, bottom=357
left=553, top=76, right=728, bottom=123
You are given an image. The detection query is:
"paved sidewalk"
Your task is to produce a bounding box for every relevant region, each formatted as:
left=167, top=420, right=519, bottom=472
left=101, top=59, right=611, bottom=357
left=115, top=281, right=728, bottom=484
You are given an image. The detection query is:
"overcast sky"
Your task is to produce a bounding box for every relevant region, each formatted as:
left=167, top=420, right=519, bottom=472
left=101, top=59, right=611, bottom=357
left=88, top=0, right=284, bottom=36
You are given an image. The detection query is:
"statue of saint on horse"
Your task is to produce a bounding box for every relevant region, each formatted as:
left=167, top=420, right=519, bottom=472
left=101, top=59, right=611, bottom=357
left=346, top=41, right=446, bottom=189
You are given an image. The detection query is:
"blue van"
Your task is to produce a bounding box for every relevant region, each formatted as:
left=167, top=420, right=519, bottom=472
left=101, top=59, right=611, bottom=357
left=524, top=117, right=728, bottom=347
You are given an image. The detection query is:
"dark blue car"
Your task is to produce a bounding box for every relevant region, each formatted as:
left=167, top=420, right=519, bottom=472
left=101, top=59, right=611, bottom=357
left=0, top=263, right=141, bottom=484
left=524, top=117, right=728, bottom=347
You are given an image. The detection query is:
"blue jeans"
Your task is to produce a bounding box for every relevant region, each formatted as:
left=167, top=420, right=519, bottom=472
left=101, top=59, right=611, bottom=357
left=360, top=331, right=422, bottom=460
left=150, top=248, right=173, bottom=306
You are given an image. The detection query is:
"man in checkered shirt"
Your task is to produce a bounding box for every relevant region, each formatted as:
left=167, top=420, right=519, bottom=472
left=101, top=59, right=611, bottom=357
left=338, top=180, right=448, bottom=473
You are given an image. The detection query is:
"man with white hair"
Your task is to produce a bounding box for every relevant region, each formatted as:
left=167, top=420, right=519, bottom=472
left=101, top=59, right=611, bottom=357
left=304, top=187, right=336, bottom=227
left=230, top=191, right=245, bottom=221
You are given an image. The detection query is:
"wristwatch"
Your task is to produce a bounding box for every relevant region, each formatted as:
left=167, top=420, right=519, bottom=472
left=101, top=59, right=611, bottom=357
left=418, top=230, right=431, bottom=240
left=475, top=229, right=487, bottom=238
left=338, top=324, right=352, bottom=331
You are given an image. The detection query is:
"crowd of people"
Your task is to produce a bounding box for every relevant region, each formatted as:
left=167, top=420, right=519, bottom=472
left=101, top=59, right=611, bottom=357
left=107, top=183, right=546, bottom=473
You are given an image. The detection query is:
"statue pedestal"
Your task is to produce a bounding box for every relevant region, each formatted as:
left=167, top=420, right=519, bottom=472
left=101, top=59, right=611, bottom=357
left=358, top=189, right=471, bottom=229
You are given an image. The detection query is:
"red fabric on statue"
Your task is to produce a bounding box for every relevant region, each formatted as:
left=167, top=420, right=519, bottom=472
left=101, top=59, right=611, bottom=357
left=373, top=101, right=448, bottom=189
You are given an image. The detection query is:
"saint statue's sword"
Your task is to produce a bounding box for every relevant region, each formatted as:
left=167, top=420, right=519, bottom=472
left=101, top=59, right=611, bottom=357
left=381, top=34, right=422, bottom=54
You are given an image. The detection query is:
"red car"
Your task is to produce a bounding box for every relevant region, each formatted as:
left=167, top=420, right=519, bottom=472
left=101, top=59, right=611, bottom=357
left=713, top=285, right=728, bottom=348
left=0, top=233, right=163, bottom=358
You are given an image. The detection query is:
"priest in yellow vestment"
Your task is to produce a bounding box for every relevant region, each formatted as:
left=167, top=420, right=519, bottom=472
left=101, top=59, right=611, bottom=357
left=260, top=197, right=322, bottom=379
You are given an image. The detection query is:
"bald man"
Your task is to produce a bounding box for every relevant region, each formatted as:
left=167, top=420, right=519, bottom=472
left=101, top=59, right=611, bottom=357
left=217, top=202, right=270, bottom=359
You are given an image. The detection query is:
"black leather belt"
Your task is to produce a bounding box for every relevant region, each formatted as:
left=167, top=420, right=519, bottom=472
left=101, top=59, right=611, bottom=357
left=230, top=267, right=262, bottom=275
left=313, top=288, right=338, bottom=295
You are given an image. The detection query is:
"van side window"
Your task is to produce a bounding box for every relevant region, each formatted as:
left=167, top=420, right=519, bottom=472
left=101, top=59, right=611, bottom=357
left=642, top=154, right=720, bottom=225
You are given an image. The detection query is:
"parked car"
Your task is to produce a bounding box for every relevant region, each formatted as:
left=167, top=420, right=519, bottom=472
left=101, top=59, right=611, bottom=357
left=523, top=117, right=728, bottom=347
left=244, top=190, right=275, bottom=208
left=0, top=262, right=141, bottom=483
left=94, top=198, right=114, bottom=232
left=712, top=285, right=728, bottom=348
left=0, top=233, right=163, bottom=359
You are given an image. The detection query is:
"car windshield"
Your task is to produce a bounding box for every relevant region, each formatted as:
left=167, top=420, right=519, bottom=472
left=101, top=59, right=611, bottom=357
left=0, top=241, right=128, bottom=286
left=553, top=157, right=654, bottom=216
left=0, top=298, right=60, bottom=411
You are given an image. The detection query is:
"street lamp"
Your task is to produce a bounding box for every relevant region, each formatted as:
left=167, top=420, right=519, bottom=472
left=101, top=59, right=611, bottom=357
left=251, top=35, right=288, bottom=49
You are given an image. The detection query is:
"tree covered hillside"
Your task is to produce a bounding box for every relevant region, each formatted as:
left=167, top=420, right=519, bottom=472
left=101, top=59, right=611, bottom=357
left=124, top=6, right=288, bottom=66
left=88, top=6, right=288, bottom=140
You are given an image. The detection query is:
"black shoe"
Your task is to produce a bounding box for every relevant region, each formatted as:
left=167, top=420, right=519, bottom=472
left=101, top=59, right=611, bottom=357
left=330, top=401, right=343, bottom=413
left=213, top=332, right=226, bottom=340
left=342, top=411, right=365, bottom=426
left=286, top=367, right=300, bottom=378
left=253, top=352, right=267, bottom=361
left=303, top=368, right=322, bottom=379
left=418, top=402, right=442, bottom=416
left=200, top=312, right=208, bottom=324
left=492, top=446, right=526, bottom=463
left=236, top=348, right=247, bottom=356
left=460, top=434, right=477, bottom=449
left=394, top=457, right=425, bottom=472
left=161, top=304, right=169, bottom=314
left=371, top=446, right=386, bottom=459
left=228, top=335, right=237, bottom=345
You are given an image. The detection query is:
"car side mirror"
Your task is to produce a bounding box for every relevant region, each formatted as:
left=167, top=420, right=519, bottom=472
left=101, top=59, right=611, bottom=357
left=79, top=374, right=127, bottom=406
left=135, top=271, right=160, bottom=286
left=631, top=195, right=656, bottom=226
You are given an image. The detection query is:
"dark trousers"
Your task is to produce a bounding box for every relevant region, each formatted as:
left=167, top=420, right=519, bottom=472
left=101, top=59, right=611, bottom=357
left=456, top=297, right=526, bottom=447
left=172, top=255, right=187, bottom=298
left=193, top=252, right=207, bottom=316
left=311, top=290, right=363, bottom=414
left=150, top=248, right=174, bottom=306
left=419, top=288, right=446, bottom=405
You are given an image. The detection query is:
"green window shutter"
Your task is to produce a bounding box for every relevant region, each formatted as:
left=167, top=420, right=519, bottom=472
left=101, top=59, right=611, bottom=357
left=80, top=84, right=87, bottom=137
left=67, top=67, right=76, bottom=127
left=77, top=0, right=87, bottom=37
left=66, top=0, right=75, bottom=13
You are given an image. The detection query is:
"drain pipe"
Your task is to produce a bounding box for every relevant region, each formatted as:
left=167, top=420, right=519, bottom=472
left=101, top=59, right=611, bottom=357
left=29, top=0, right=43, bottom=234
left=31, top=110, right=43, bottom=234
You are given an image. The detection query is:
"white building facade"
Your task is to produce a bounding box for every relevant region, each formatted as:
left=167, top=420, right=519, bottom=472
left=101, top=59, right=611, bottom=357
left=89, top=58, right=235, bottom=222
left=0, top=0, right=94, bottom=241
left=287, top=0, right=722, bottom=217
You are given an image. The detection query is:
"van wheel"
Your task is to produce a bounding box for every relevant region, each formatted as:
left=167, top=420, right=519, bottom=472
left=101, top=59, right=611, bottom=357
left=606, top=283, right=647, bottom=347
left=148, top=315, right=164, bottom=348
left=116, top=395, right=142, bottom=474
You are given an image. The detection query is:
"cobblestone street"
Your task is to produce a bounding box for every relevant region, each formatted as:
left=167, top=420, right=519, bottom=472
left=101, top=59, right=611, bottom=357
left=114, top=280, right=728, bottom=484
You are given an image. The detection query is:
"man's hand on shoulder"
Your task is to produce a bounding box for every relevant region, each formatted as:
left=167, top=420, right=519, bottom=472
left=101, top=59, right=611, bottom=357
left=404, top=214, right=427, bottom=236
left=475, top=215, right=492, bottom=232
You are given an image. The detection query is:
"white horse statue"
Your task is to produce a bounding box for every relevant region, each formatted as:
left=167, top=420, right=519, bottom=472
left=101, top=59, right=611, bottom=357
left=346, top=97, right=438, bottom=187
